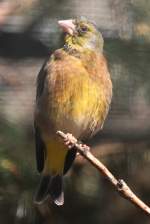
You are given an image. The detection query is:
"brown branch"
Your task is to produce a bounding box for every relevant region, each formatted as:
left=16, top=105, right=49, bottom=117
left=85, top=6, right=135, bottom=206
left=56, top=130, right=150, bottom=216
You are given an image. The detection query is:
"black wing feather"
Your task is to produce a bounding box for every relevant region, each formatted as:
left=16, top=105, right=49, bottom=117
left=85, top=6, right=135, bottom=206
left=34, top=124, right=45, bottom=173
left=36, top=59, right=48, bottom=99
left=34, top=59, right=49, bottom=172
left=63, top=147, right=77, bottom=175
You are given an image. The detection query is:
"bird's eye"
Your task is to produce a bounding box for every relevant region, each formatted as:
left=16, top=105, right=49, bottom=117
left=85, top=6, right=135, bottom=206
left=80, top=26, right=88, bottom=32
left=77, top=25, right=89, bottom=35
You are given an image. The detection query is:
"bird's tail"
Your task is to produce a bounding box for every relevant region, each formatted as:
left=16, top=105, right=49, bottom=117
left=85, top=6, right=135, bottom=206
left=34, top=175, right=64, bottom=206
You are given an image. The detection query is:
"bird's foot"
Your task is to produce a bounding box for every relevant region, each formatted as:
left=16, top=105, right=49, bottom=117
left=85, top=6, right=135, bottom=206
left=79, top=144, right=90, bottom=153
left=64, top=133, right=77, bottom=149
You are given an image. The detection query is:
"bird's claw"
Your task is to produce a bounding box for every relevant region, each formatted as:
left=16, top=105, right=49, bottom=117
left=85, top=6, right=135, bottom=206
left=64, top=133, right=90, bottom=153
left=64, top=133, right=77, bottom=149
left=79, top=144, right=90, bottom=153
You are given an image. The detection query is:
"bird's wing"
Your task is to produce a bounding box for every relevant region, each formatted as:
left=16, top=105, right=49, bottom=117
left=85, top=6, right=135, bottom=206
left=34, top=123, right=46, bottom=173
left=34, top=59, right=48, bottom=173
left=35, top=54, right=79, bottom=175
left=63, top=147, right=77, bottom=174
left=36, top=59, right=48, bottom=99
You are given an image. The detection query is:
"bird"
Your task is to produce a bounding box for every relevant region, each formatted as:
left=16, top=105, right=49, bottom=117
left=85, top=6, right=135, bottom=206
left=34, top=17, right=112, bottom=206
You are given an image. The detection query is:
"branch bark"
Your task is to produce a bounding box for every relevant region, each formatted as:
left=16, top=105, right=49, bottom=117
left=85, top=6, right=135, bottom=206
left=57, top=130, right=150, bottom=216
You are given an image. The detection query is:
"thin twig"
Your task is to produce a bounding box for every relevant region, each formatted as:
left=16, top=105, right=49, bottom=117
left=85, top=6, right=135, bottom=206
left=56, top=130, right=150, bottom=216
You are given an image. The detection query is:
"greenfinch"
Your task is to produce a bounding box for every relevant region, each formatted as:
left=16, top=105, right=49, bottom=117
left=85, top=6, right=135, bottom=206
left=34, top=17, right=112, bottom=206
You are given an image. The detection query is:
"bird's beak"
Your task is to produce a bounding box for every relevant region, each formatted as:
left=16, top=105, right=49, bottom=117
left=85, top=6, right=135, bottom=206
left=58, top=19, right=76, bottom=35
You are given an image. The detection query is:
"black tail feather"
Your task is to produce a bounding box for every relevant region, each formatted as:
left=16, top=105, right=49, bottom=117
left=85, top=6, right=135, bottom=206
left=49, top=175, right=64, bottom=206
left=34, top=175, right=50, bottom=203
left=34, top=175, right=64, bottom=206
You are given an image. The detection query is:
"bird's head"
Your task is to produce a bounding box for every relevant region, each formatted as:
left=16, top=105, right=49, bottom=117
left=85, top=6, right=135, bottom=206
left=58, top=17, right=103, bottom=53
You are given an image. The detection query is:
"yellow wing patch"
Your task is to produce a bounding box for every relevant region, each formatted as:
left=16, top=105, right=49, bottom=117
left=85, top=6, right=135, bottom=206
left=43, top=138, right=68, bottom=175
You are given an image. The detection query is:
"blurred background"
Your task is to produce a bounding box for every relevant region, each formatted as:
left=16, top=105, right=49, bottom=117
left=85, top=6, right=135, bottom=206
left=0, top=0, right=150, bottom=223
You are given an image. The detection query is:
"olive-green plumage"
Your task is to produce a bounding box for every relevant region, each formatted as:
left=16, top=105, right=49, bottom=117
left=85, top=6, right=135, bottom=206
left=34, top=17, right=112, bottom=206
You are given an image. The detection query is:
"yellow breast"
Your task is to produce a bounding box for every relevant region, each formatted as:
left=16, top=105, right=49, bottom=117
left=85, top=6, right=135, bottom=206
left=44, top=51, right=111, bottom=139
